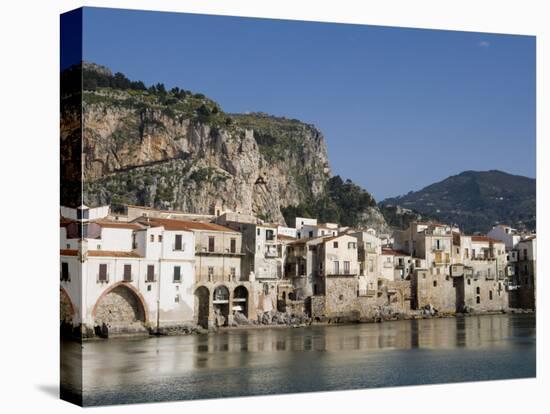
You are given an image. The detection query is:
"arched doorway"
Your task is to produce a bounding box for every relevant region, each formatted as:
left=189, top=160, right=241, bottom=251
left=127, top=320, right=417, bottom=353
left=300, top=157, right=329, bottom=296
left=233, top=286, right=249, bottom=317
left=93, top=284, right=146, bottom=326
left=60, top=288, right=75, bottom=324
left=213, top=285, right=230, bottom=326
left=195, top=286, right=210, bottom=328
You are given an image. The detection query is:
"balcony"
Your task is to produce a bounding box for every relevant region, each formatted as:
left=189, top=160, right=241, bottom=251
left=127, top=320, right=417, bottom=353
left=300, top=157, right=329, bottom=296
left=196, top=273, right=242, bottom=283
left=196, top=248, right=244, bottom=256
left=97, top=273, right=109, bottom=283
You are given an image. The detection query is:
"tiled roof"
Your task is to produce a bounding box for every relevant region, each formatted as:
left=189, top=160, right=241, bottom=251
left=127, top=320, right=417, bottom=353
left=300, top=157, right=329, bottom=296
left=138, top=217, right=238, bottom=233
left=60, top=249, right=78, bottom=256
left=60, top=217, right=74, bottom=228
left=94, top=219, right=143, bottom=230
left=382, top=248, right=409, bottom=256
left=471, top=236, right=502, bottom=243
left=277, top=235, right=297, bottom=241
left=88, top=250, right=142, bottom=258
left=60, top=249, right=142, bottom=258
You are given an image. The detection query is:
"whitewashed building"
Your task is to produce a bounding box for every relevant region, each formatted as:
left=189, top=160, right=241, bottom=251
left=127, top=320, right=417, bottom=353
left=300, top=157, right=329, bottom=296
left=60, top=206, right=196, bottom=337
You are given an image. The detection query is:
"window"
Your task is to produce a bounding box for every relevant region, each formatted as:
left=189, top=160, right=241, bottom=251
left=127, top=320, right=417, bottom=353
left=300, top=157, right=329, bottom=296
left=158, top=235, right=163, bottom=243
left=266, top=230, right=274, bottom=241
left=257, top=228, right=260, bottom=236
left=173, top=266, right=181, bottom=282
left=77, top=208, right=89, bottom=220
left=436, top=239, right=441, bottom=250
left=146, top=265, right=155, bottom=282
left=98, top=263, right=108, bottom=282
left=150, top=234, right=154, bottom=242
left=523, top=249, right=528, bottom=260
left=175, top=234, right=183, bottom=251
left=230, top=238, right=236, bottom=253
left=309, top=231, right=313, bottom=238
left=465, top=248, right=469, bottom=258
left=467, top=279, right=471, bottom=285
left=348, top=242, right=356, bottom=249
left=433, top=280, right=437, bottom=287
left=472, top=249, right=476, bottom=258
left=61, top=262, right=70, bottom=282
left=476, top=286, right=481, bottom=294
left=489, top=290, right=493, bottom=300
left=208, top=236, right=215, bottom=252
left=476, top=296, right=480, bottom=304
left=123, top=264, right=132, bottom=282
left=333, top=261, right=339, bottom=274
left=208, top=266, right=214, bottom=281
left=344, top=261, right=350, bottom=274
left=230, top=267, right=236, bottom=280
left=333, top=241, right=339, bottom=248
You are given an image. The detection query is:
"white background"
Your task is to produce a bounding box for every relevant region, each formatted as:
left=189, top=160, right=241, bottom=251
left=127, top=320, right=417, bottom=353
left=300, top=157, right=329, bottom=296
left=0, top=0, right=547, bottom=412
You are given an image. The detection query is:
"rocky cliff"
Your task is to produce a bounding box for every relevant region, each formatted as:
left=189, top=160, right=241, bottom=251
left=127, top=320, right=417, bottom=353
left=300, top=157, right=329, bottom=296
left=62, top=63, right=388, bottom=229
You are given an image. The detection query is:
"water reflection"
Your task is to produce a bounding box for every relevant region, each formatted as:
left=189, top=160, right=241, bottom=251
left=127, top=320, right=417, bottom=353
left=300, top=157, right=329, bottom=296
left=61, top=314, right=535, bottom=406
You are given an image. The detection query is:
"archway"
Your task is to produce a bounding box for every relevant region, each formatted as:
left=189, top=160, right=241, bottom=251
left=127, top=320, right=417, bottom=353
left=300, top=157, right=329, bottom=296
left=213, top=285, right=230, bottom=326
left=195, top=286, right=210, bottom=328
left=93, top=284, right=146, bottom=326
left=233, top=285, right=249, bottom=318
left=60, top=287, right=75, bottom=325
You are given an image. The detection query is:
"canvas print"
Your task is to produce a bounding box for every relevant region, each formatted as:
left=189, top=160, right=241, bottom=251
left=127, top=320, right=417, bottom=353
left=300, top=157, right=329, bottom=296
left=60, top=7, right=536, bottom=407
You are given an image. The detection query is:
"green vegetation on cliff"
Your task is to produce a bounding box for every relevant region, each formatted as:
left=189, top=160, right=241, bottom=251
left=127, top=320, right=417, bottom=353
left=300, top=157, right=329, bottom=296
left=282, top=176, right=378, bottom=227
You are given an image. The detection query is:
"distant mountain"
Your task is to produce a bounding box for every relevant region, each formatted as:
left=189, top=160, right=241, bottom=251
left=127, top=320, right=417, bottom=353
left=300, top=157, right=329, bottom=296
left=380, top=170, right=536, bottom=233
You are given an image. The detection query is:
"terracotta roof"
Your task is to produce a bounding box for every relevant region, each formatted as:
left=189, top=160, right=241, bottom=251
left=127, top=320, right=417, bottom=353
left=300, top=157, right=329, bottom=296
left=278, top=235, right=297, bottom=241
left=60, top=249, right=78, bottom=256
left=382, top=248, right=409, bottom=256
left=60, top=217, right=74, bottom=228
left=137, top=217, right=237, bottom=233
left=94, top=219, right=143, bottom=230
left=471, top=236, right=502, bottom=243
left=88, top=250, right=142, bottom=258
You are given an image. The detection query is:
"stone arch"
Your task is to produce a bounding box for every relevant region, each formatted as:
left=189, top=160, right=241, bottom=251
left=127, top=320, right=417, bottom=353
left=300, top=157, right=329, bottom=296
left=60, top=287, right=75, bottom=324
left=92, top=282, right=148, bottom=326
left=194, top=285, right=210, bottom=329
left=213, top=285, right=230, bottom=327
left=233, top=285, right=249, bottom=317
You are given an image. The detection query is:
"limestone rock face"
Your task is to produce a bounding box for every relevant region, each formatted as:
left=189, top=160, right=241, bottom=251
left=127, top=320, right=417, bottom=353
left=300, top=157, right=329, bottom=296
left=60, top=64, right=389, bottom=230
left=75, top=93, right=330, bottom=224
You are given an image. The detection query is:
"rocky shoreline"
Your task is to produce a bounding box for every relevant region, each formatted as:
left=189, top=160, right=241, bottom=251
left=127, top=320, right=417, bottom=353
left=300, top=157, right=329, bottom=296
left=64, top=307, right=534, bottom=342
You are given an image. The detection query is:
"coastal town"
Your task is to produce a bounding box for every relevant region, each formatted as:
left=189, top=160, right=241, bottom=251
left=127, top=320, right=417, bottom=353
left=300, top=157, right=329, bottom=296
left=60, top=203, right=536, bottom=338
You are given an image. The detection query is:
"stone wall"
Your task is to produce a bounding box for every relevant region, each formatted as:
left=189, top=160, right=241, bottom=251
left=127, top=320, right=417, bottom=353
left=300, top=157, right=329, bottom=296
left=94, top=286, right=145, bottom=325
left=324, top=276, right=358, bottom=318
left=412, top=269, right=456, bottom=313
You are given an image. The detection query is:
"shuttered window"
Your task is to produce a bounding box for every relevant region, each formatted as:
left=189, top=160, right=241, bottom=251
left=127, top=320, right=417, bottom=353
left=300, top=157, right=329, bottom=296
left=123, top=264, right=132, bottom=282
left=173, top=266, right=181, bottom=282
left=147, top=265, right=155, bottom=282
left=230, top=238, right=236, bottom=253
left=208, top=236, right=215, bottom=252
left=61, top=262, right=70, bottom=282
left=175, top=234, right=182, bottom=250
left=98, top=264, right=108, bottom=282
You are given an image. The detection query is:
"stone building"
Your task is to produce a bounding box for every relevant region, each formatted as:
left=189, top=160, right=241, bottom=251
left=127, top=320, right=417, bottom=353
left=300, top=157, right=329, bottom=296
left=514, top=236, right=536, bottom=309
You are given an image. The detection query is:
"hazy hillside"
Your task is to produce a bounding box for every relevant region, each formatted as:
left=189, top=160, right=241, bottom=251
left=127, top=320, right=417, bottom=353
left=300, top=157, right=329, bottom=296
left=381, top=170, right=536, bottom=233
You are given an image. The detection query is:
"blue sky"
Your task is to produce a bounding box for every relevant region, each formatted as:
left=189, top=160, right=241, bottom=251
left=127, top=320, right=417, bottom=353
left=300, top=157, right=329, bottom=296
left=74, top=7, right=535, bottom=200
